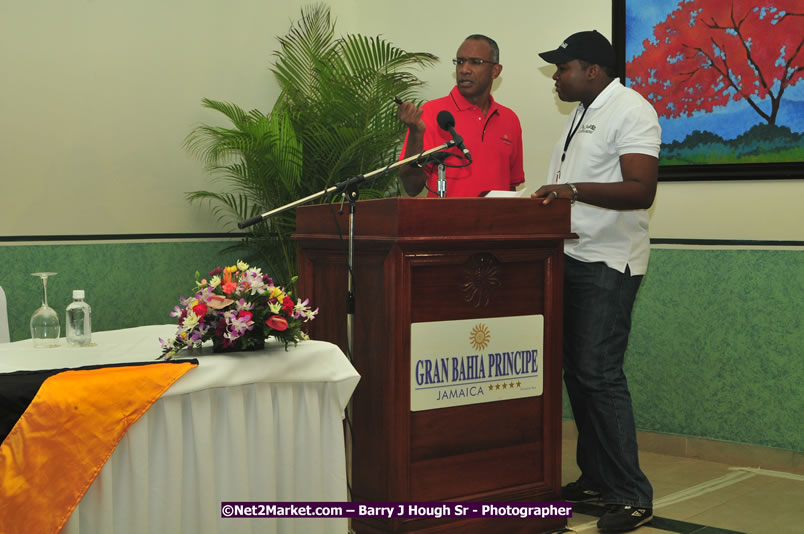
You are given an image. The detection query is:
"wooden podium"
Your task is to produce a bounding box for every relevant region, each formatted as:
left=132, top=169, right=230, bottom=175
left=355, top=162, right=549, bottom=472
left=294, top=197, right=574, bottom=534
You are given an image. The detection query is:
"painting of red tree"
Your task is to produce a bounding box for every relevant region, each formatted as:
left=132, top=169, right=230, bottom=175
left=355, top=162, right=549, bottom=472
left=622, top=0, right=804, bottom=172
left=629, top=0, right=802, bottom=123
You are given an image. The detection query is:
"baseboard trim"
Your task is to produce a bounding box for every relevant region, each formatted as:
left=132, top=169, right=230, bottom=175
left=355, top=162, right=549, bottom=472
left=562, top=420, right=803, bottom=474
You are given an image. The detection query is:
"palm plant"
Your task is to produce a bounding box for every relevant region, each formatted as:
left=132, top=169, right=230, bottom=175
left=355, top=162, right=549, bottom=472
left=185, top=4, right=438, bottom=285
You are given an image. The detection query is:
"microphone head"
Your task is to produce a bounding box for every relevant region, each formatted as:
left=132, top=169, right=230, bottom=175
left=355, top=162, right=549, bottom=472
left=436, top=110, right=456, bottom=131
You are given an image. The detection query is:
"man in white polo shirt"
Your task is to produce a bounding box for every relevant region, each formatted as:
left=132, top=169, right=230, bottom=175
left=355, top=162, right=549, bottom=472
left=533, top=30, right=661, bottom=532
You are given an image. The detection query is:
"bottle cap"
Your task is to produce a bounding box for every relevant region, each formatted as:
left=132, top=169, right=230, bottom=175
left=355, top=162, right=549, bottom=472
left=73, top=290, right=85, bottom=299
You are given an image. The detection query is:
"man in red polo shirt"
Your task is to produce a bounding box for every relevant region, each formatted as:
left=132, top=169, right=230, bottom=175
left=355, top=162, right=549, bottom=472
left=397, top=34, right=525, bottom=197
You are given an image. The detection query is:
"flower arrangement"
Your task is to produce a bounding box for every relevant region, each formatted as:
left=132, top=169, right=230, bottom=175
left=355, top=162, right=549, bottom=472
left=159, top=261, right=317, bottom=360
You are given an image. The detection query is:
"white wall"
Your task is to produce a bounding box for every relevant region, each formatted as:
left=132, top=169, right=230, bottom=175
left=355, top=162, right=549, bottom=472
left=1, top=0, right=304, bottom=235
left=2, top=0, right=802, bottom=240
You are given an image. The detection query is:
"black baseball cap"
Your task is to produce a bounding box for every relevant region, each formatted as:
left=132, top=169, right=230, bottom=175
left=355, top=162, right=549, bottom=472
left=539, top=30, right=616, bottom=68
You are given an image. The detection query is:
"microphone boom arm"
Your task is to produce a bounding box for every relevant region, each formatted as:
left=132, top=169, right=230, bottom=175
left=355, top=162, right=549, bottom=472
left=237, top=140, right=457, bottom=229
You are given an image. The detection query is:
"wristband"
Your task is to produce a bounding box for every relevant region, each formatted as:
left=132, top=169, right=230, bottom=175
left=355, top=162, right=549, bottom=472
left=568, top=183, right=579, bottom=205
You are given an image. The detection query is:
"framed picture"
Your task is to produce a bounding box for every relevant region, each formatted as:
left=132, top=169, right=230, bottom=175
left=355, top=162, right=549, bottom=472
left=612, top=0, right=803, bottom=181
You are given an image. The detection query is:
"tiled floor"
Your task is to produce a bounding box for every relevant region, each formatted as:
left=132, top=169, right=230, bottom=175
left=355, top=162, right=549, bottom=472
left=560, top=439, right=804, bottom=534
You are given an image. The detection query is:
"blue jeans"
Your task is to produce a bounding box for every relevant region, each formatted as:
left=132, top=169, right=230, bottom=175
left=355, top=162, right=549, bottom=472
left=563, top=255, right=653, bottom=507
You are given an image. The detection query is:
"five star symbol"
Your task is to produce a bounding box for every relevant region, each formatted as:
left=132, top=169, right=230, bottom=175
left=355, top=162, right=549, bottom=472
left=490, top=381, right=522, bottom=390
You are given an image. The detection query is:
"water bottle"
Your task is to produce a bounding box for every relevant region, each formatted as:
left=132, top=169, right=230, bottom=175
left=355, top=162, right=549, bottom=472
left=66, top=290, right=92, bottom=346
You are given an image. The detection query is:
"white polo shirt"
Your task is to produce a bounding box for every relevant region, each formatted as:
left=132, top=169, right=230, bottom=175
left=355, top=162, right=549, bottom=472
left=547, top=79, right=661, bottom=275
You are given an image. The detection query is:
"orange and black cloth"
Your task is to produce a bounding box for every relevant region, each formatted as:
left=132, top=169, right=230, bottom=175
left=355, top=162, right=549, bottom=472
left=0, top=360, right=197, bottom=534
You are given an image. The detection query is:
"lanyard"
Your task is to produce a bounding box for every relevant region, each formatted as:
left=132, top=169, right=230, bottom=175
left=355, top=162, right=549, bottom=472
left=562, top=105, right=588, bottom=162
left=554, top=104, right=588, bottom=183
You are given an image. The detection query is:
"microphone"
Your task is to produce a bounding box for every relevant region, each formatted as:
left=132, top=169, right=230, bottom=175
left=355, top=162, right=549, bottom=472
left=436, top=110, right=472, bottom=162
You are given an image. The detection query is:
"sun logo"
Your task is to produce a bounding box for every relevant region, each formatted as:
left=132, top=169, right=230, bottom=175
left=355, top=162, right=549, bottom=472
left=469, top=323, right=491, bottom=351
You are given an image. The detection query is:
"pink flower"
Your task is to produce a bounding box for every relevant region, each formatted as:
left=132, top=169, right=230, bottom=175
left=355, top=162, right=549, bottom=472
left=265, top=315, right=288, bottom=332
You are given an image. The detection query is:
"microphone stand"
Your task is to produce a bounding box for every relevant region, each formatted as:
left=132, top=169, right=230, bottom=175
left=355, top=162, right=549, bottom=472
left=437, top=164, right=446, bottom=198
left=238, top=140, right=460, bottom=355
left=237, top=140, right=458, bottom=500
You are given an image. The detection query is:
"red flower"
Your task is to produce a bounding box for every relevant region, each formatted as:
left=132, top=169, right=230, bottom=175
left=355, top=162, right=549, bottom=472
left=282, top=296, right=294, bottom=314
left=265, top=315, right=289, bottom=332
left=192, top=303, right=208, bottom=318
left=238, top=310, right=253, bottom=322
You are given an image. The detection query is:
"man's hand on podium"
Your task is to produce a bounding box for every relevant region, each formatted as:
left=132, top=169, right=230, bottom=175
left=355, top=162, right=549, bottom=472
left=532, top=184, right=575, bottom=205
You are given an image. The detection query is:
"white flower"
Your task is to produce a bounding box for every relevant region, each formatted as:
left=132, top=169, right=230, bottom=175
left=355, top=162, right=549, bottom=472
left=229, top=313, right=254, bottom=336
left=268, top=300, right=282, bottom=314
left=237, top=260, right=249, bottom=271
left=242, top=270, right=266, bottom=295
left=293, top=298, right=309, bottom=318
left=224, top=330, right=241, bottom=341
left=235, top=298, right=254, bottom=312
left=182, top=311, right=200, bottom=330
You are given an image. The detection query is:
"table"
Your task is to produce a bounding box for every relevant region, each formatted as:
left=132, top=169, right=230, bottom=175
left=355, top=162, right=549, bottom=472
left=0, top=325, right=359, bottom=534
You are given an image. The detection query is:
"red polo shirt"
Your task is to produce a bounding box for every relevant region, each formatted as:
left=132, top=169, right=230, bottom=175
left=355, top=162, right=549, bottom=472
left=400, top=86, right=525, bottom=197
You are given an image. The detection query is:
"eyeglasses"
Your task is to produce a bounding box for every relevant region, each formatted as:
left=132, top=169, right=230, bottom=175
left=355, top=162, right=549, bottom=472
left=452, top=57, right=498, bottom=66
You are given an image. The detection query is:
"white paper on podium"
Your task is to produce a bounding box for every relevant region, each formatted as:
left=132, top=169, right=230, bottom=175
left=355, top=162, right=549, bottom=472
left=482, top=188, right=528, bottom=198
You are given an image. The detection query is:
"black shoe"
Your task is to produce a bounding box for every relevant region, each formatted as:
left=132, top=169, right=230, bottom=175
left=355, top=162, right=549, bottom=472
left=597, top=504, right=653, bottom=531
left=560, top=481, right=602, bottom=502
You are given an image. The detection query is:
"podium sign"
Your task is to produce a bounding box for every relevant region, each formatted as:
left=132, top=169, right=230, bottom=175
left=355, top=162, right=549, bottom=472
left=295, top=197, right=574, bottom=534
left=410, top=315, right=543, bottom=411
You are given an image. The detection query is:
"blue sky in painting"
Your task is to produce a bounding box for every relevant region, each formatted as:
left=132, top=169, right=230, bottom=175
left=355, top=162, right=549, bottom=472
left=624, top=0, right=804, bottom=142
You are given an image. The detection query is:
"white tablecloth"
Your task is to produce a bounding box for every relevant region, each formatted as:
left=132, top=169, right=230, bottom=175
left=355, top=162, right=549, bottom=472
left=0, top=325, right=360, bottom=534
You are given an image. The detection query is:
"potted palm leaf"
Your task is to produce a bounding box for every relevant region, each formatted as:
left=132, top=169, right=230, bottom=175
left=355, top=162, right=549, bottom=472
left=185, top=3, right=438, bottom=286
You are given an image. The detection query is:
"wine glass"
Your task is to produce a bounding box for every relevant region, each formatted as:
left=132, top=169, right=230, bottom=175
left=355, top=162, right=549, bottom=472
left=30, top=272, right=61, bottom=348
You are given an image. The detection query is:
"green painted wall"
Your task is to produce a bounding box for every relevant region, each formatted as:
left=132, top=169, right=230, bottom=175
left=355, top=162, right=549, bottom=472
left=562, top=248, right=804, bottom=452
left=2, top=242, right=802, bottom=451
left=1, top=241, right=241, bottom=346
